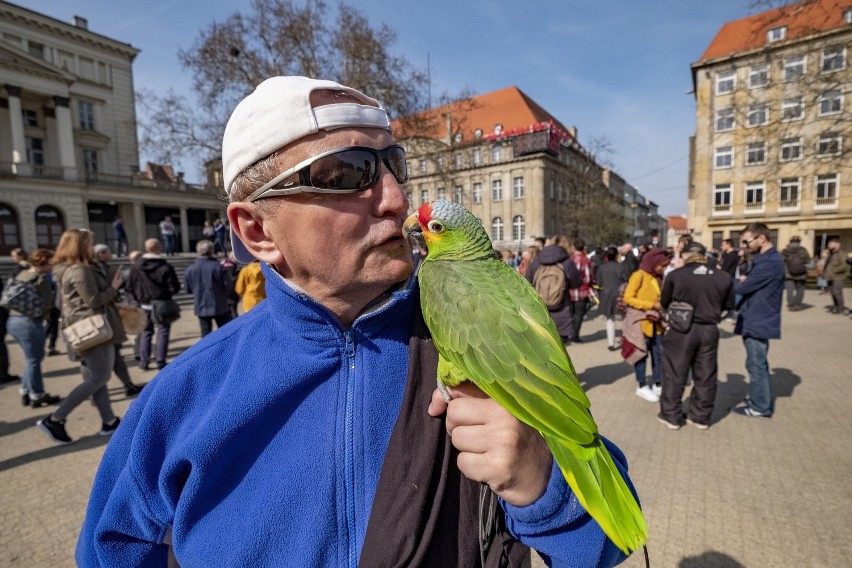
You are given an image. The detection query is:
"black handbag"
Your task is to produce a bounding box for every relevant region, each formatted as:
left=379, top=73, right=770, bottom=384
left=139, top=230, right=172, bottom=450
left=666, top=301, right=694, bottom=334
left=151, top=299, right=181, bottom=325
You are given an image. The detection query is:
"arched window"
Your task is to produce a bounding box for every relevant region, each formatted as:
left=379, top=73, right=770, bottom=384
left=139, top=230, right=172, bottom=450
left=491, top=217, right=504, bottom=242
left=0, top=202, right=22, bottom=256
left=512, top=215, right=525, bottom=241
left=34, top=205, right=65, bottom=249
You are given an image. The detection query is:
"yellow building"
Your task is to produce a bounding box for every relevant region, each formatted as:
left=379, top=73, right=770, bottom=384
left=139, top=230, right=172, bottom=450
left=689, top=0, right=852, bottom=254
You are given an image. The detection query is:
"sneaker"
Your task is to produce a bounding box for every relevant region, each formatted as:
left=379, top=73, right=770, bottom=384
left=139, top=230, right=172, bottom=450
left=47, top=349, right=60, bottom=356
left=99, top=417, right=121, bottom=436
left=607, top=345, right=619, bottom=352
left=156, top=361, right=167, bottom=370
left=30, top=393, right=61, bottom=408
left=686, top=418, right=710, bottom=430
left=125, top=384, right=143, bottom=396
left=731, top=403, right=770, bottom=419
left=652, top=383, right=662, bottom=397
left=0, top=374, right=21, bottom=385
left=635, top=385, right=660, bottom=403
left=657, top=414, right=681, bottom=430
left=37, top=416, right=73, bottom=444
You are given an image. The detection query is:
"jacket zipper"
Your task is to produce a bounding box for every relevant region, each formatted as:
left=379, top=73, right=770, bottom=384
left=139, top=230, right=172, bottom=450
left=343, top=329, right=357, bottom=567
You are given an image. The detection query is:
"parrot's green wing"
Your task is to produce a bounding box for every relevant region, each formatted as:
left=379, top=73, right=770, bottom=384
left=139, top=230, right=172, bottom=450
left=418, top=255, right=647, bottom=554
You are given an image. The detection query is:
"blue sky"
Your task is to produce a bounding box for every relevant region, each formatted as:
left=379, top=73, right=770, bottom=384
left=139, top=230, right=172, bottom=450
left=24, top=0, right=765, bottom=216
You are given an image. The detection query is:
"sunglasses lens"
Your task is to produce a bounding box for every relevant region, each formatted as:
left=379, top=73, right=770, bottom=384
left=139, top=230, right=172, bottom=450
left=386, top=146, right=408, bottom=183
left=310, top=149, right=377, bottom=190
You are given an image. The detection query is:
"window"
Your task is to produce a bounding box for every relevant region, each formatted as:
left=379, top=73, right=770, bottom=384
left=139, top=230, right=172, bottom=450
left=420, top=188, right=429, bottom=205
left=816, top=174, right=838, bottom=207
left=746, top=142, right=766, bottom=165
left=491, top=217, right=504, bottom=242
left=817, top=132, right=842, bottom=156
left=549, top=178, right=555, bottom=200
left=513, top=176, right=524, bottom=199
left=22, top=109, right=38, bottom=127
left=473, top=182, right=482, bottom=203
left=492, top=179, right=503, bottom=201
left=782, top=97, right=804, bottom=121
left=472, top=149, right=481, bottom=166
left=784, top=55, right=805, bottom=80
left=436, top=155, right=444, bottom=170
left=83, top=148, right=98, bottom=175
left=418, top=159, right=427, bottom=174
left=454, top=185, right=463, bottom=203
left=454, top=152, right=463, bottom=168
left=56, top=50, right=73, bottom=71
left=79, top=57, right=96, bottom=80
left=713, top=184, right=732, bottom=214
left=715, top=146, right=733, bottom=169
left=715, top=108, right=735, bottom=132
left=819, top=90, right=842, bottom=115
left=25, top=137, right=44, bottom=165
left=779, top=178, right=800, bottom=208
left=491, top=145, right=502, bottom=162
left=437, top=186, right=447, bottom=201
left=767, top=26, right=786, bottom=42
left=749, top=64, right=769, bottom=88
left=748, top=103, right=768, bottom=127
left=3, top=33, right=22, bottom=48
left=745, top=182, right=765, bottom=210
left=780, top=138, right=802, bottom=161
left=27, top=41, right=45, bottom=59
left=846, top=9, right=852, bottom=23
left=715, top=70, right=736, bottom=95
left=78, top=101, right=95, bottom=130
left=512, top=215, right=525, bottom=241
left=822, top=45, right=845, bottom=73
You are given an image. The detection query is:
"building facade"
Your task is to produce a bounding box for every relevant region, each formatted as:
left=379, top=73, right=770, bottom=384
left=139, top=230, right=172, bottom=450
left=395, top=86, right=662, bottom=250
left=0, top=1, right=224, bottom=256
left=690, top=0, right=852, bottom=255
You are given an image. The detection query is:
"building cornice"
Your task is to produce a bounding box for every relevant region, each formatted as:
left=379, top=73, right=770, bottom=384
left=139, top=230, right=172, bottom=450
left=0, top=43, right=75, bottom=85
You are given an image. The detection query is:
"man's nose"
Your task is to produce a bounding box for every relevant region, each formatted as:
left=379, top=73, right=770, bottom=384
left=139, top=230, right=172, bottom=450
left=374, top=164, right=409, bottom=215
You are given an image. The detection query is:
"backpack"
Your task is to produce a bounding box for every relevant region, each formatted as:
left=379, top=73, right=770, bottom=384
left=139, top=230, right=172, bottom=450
left=786, top=250, right=807, bottom=277
left=0, top=277, right=44, bottom=319
left=533, top=264, right=567, bottom=309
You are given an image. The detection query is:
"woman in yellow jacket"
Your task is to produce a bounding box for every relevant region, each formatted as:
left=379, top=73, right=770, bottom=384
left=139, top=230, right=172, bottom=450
left=623, top=248, right=671, bottom=403
left=235, top=261, right=266, bottom=313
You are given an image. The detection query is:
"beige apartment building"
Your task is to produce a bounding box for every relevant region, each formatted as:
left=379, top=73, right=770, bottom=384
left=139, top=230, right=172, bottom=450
left=0, top=1, right=224, bottom=256
left=394, top=86, right=665, bottom=250
left=689, top=0, right=852, bottom=254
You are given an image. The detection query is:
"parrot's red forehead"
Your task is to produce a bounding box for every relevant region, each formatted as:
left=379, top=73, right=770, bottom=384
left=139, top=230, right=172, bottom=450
left=417, top=202, right=433, bottom=227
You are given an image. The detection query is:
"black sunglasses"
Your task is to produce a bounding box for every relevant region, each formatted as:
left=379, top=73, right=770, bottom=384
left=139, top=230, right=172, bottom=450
left=741, top=236, right=757, bottom=246
left=246, top=144, right=409, bottom=202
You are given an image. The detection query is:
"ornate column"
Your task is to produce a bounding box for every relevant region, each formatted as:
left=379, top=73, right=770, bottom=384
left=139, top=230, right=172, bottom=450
left=52, top=96, right=77, bottom=180
left=179, top=206, right=190, bottom=254
left=4, top=85, right=27, bottom=174
left=132, top=201, right=146, bottom=250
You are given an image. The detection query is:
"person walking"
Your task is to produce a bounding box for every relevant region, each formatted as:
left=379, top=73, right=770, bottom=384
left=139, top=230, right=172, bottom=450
left=213, top=218, right=228, bottom=256
left=183, top=240, right=233, bottom=337
left=6, top=249, right=62, bottom=407
left=568, top=238, right=593, bottom=343
left=623, top=248, right=671, bottom=402
left=112, top=217, right=128, bottom=256
left=159, top=216, right=177, bottom=256
left=732, top=223, right=785, bottom=419
left=658, top=242, right=734, bottom=430
left=0, top=276, right=22, bottom=385
left=234, top=259, right=266, bottom=313
left=128, top=239, right=181, bottom=370
left=823, top=237, right=847, bottom=315
left=595, top=247, right=627, bottom=351
left=525, top=235, right=581, bottom=344
left=781, top=236, right=810, bottom=311
left=39, top=229, right=123, bottom=444
left=620, top=242, right=639, bottom=276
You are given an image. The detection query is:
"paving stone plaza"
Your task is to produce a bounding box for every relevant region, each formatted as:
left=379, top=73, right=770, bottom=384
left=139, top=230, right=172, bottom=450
left=1, top=292, right=850, bottom=567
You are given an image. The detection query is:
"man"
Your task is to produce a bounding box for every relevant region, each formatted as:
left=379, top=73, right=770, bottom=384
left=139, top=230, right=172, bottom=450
left=77, top=77, right=635, bottom=567
left=781, top=236, right=810, bottom=311
left=183, top=239, right=233, bottom=337
left=112, top=217, right=128, bottom=257
left=568, top=238, right=593, bottom=343
left=732, top=223, right=785, bottom=419
left=717, top=239, right=738, bottom=279
left=620, top=242, right=639, bottom=275
left=128, top=239, right=180, bottom=370
left=213, top=218, right=228, bottom=256
left=823, top=237, right=847, bottom=314
left=159, top=215, right=177, bottom=256
left=658, top=242, right=733, bottom=430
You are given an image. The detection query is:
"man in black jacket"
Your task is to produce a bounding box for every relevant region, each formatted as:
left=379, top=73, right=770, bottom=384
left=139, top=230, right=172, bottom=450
left=128, top=239, right=180, bottom=370
left=781, top=236, right=810, bottom=311
left=658, top=242, right=734, bottom=430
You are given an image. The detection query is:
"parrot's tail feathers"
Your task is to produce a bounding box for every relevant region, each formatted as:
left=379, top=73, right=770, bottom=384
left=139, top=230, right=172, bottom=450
left=545, top=434, right=648, bottom=556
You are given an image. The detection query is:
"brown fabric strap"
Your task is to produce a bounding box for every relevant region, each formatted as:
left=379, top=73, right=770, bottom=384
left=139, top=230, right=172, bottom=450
left=360, top=295, right=530, bottom=567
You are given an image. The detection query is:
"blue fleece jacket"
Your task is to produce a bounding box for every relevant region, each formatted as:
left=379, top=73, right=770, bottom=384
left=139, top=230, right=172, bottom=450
left=77, top=263, right=630, bottom=567
left=735, top=247, right=785, bottom=339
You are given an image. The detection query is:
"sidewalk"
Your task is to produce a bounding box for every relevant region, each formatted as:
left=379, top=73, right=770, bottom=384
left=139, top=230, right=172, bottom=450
left=2, top=293, right=851, bottom=567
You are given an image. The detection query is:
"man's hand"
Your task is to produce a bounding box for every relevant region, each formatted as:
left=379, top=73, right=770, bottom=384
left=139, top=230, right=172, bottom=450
left=428, top=382, right=553, bottom=507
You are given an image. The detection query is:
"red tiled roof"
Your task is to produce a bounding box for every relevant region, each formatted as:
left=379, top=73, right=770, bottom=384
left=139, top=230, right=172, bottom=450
left=392, top=86, right=571, bottom=141
left=667, top=216, right=688, bottom=231
left=140, top=162, right=178, bottom=182
left=700, top=0, right=852, bottom=62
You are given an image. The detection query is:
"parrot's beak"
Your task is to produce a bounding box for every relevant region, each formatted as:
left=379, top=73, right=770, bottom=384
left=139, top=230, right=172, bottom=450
left=403, top=213, right=427, bottom=255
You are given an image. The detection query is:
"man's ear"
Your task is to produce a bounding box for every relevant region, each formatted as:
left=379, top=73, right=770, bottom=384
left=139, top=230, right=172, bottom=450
left=227, top=202, right=284, bottom=265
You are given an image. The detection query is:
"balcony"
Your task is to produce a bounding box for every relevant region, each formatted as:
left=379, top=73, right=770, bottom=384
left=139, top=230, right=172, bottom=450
left=711, top=204, right=732, bottom=216
left=778, top=199, right=800, bottom=214
left=814, top=196, right=838, bottom=211
left=0, top=162, right=69, bottom=180
left=744, top=201, right=765, bottom=215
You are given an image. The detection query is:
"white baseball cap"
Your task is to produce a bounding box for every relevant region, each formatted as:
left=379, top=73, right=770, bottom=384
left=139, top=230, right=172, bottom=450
left=223, top=76, right=391, bottom=263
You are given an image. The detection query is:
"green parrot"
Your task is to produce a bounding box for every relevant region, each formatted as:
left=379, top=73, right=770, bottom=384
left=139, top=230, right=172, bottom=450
left=403, top=199, right=647, bottom=555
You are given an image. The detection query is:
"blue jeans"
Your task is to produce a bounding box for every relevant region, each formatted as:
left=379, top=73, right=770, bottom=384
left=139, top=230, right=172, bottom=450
left=7, top=315, right=46, bottom=396
left=634, top=333, right=662, bottom=387
left=198, top=313, right=232, bottom=338
left=140, top=309, right=171, bottom=367
left=162, top=234, right=176, bottom=255
left=743, top=336, right=772, bottom=415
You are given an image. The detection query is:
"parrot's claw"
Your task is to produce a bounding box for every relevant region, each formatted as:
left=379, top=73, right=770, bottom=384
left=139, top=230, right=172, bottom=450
left=437, top=379, right=453, bottom=403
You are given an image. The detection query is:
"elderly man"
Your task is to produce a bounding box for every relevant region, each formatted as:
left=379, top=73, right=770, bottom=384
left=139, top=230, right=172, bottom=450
left=77, top=77, right=636, bottom=567
left=183, top=239, right=233, bottom=337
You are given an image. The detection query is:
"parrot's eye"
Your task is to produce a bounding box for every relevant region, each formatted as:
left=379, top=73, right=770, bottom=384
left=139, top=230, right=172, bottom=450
left=427, top=220, right=445, bottom=234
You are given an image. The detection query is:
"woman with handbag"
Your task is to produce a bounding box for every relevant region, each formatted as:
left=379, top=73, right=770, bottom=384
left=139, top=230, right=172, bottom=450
left=37, top=229, right=123, bottom=445
left=6, top=249, right=62, bottom=408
